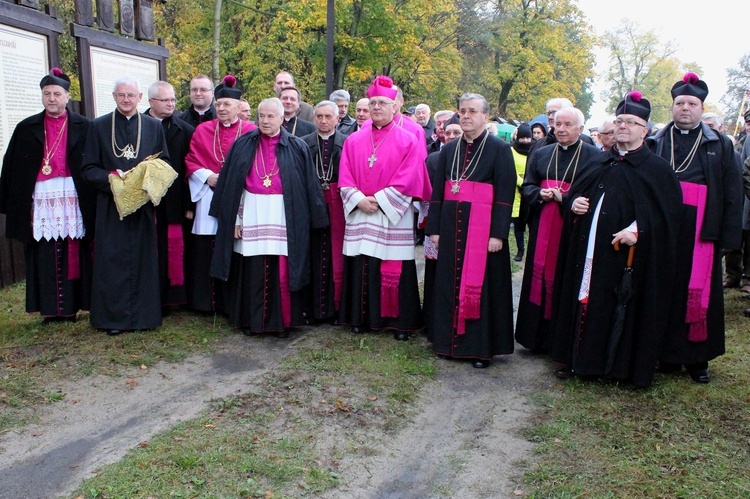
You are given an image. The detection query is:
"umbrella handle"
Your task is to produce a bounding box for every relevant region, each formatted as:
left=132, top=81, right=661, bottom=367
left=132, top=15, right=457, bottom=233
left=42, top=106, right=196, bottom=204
left=627, top=245, right=636, bottom=267
left=613, top=242, right=636, bottom=267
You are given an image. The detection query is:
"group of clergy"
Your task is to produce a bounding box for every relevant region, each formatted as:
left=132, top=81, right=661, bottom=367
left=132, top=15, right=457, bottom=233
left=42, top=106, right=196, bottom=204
left=1, top=68, right=741, bottom=386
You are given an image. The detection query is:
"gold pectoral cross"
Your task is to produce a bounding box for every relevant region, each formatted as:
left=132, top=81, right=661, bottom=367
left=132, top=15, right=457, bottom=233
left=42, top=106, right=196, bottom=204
left=41, top=162, right=52, bottom=175
left=368, top=153, right=377, bottom=168
left=263, top=175, right=272, bottom=188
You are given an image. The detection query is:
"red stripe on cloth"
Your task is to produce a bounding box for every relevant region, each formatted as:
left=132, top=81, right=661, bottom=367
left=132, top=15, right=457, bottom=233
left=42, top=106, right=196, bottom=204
left=67, top=238, right=80, bottom=280
left=327, top=182, right=346, bottom=310
left=279, top=255, right=291, bottom=328
left=167, top=223, right=185, bottom=286
left=680, top=181, right=712, bottom=342
left=443, top=180, right=493, bottom=334
left=529, top=180, right=569, bottom=319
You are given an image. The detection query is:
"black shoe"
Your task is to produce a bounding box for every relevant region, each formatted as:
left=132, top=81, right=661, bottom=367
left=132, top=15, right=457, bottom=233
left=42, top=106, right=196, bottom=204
left=555, top=367, right=574, bottom=379
left=106, top=329, right=123, bottom=336
left=472, top=359, right=490, bottom=368
left=352, top=325, right=371, bottom=334
left=393, top=331, right=409, bottom=341
left=275, top=330, right=290, bottom=338
left=744, top=308, right=750, bottom=318
left=514, top=252, right=524, bottom=262
left=688, top=368, right=710, bottom=383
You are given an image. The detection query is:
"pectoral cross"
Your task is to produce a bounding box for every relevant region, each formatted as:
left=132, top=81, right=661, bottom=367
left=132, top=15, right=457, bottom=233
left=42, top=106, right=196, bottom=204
left=321, top=181, right=330, bottom=191
left=263, top=175, right=272, bottom=188
left=368, top=153, right=377, bottom=168
left=123, top=144, right=136, bottom=160
left=41, top=162, right=52, bottom=175
left=451, top=181, right=460, bottom=194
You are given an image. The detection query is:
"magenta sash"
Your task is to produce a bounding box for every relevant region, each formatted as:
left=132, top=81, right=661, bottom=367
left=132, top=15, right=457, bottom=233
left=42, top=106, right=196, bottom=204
left=279, top=255, right=291, bottom=328
left=380, top=260, right=402, bottom=318
left=443, top=180, right=493, bottom=335
left=680, top=182, right=712, bottom=342
left=326, top=182, right=345, bottom=310
left=167, top=223, right=185, bottom=286
left=529, top=180, right=569, bottom=319
left=67, top=238, right=80, bottom=280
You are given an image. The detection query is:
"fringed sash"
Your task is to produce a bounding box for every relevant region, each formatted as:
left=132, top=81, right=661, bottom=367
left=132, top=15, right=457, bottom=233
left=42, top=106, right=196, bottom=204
left=325, top=182, right=345, bottom=310
left=443, top=180, right=493, bottom=334
left=680, top=181, right=712, bottom=342
left=167, top=224, right=185, bottom=286
left=529, top=180, right=569, bottom=319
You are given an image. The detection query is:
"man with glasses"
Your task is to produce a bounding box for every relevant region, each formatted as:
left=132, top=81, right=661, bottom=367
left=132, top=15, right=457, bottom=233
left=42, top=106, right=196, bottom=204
left=648, top=73, right=742, bottom=383
left=81, top=76, right=170, bottom=336
left=597, top=116, right=617, bottom=152
left=337, top=76, right=431, bottom=341
left=179, top=74, right=215, bottom=127
left=146, top=81, right=195, bottom=308
left=551, top=91, right=682, bottom=387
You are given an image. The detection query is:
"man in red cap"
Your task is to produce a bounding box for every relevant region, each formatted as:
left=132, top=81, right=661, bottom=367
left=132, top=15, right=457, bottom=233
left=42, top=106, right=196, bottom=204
left=0, top=68, right=93, bottom=324
left=184, top=75, right=256, bottom=313
left=647, top=73, right=743, bottom=383
left=337, top=76, right=432, bottom=340
left=551, top=91, right=682, bottom=387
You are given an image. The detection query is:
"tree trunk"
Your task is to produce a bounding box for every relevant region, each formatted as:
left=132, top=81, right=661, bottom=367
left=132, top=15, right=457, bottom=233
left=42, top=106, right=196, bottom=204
left=212, top=0, right=222, bottom=83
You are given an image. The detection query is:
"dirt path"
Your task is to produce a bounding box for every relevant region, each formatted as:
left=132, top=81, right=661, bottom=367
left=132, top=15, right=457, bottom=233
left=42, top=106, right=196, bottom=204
left=0, top=269, right=553, bottom=498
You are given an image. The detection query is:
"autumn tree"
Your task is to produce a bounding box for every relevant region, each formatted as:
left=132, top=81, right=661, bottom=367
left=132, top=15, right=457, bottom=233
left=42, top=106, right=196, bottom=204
left=456, top=0, right=595, bottom=120
left=720, top=52, right=750, bottom=134
left=601, top=20, right=701, bottom=123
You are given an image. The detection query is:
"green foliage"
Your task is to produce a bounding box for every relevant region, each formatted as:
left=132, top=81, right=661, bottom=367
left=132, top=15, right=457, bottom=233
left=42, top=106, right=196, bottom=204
left=720, top=52, right=750, bottom=134
left=601, top=20, right=702, bottom=123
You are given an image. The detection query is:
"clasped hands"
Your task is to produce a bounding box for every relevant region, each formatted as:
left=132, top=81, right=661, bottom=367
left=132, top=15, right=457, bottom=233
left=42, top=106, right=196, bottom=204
left=540, top=187, right=564, bottom=203
left=357, top=196, right=380, bottom=215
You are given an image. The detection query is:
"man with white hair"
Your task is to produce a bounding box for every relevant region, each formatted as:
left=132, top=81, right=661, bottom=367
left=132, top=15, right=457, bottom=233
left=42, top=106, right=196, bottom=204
left=330, top=89, right=357, bottom=135
left=354, top=98, right=370, bottom=128
left=598, top=116, right=617, bottom=152
left=701, top=112, right=724, bottom=132
left=209, top=97, right=328, bottom=337
left=428, top=109, right=455, bottom=153
left=302, top=101, right=347, bottom=321
left=414, top=103, right=435, bottom=145
left=515, top=106, right=599, bottom=353
left=81, top=76, right=170, bottom=335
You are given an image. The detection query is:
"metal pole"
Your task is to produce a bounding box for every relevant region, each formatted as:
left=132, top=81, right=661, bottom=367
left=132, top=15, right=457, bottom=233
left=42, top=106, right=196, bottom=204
left=326, top=0, right=334, bottom=97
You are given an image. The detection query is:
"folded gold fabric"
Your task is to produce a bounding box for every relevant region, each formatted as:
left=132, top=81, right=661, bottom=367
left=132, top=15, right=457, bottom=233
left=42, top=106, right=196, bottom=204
left=108, top=154, right=178, bottom=220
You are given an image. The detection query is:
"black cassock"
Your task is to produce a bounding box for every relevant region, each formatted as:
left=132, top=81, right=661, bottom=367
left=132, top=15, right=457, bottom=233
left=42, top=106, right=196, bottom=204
left=515, top=140, right=600, bottom=351
left=81, top=110, right=170, bottom=330
left=426, top=131, right=517, bottom=360
left=550, top=146, right=682, bottom=387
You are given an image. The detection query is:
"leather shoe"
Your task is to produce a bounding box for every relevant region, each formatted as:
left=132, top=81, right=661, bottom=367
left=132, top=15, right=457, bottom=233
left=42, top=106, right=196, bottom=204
left=513, top=252, right=524, bottom=262
left=723, top=278, right=740, bottom=288
left=275, top=330, right=289, bottom=338
left=352, top=325, right=370, bottom=334
left=106, top=329, right=123, bottom=336
left=472, top=359, right=490, bottom=368
left=688, top=368, right=710, bottom=384
left=393, top=331, right=409, bottom=341
left=554, top=367, right=575, bottom=379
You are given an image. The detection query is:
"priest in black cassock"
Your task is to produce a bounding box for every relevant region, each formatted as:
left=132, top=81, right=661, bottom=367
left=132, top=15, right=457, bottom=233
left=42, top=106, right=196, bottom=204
left=0, top=68, right=93, bottom=323
left=550, top=92, right=682, bottom=387
left=301, top=101, right=347, bottom=322
left=426, top=93, right=517, bottom=369
left=647, top=73, right=742, bottom=383
left=146, top=81, right=195, bottom=308
left=81, top=76, right=170, bottom=335
left=515, top=108, right=599, bottom=352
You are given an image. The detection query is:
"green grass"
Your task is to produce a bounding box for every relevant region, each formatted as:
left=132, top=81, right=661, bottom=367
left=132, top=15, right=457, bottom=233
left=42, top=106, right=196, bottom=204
left=521, top=289, right=750, bottom=497
left=0, top=282, right=234, bottom=433
left=71, top=329, right=437, bottom=498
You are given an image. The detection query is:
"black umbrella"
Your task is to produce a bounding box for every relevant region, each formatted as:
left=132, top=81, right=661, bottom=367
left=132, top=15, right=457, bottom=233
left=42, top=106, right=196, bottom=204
left=605, top=244, right=636, bottom=375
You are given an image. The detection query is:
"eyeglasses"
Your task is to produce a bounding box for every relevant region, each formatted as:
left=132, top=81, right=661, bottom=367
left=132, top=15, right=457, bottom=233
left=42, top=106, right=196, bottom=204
left=151, top=98, right=176, bottom=103
left=600, top=130, right=615, bottom=136
left=613, top=118, right=646, bottom=128
left=190, top=88, right=213, bottom=93
left=115, top=93, right=138, bottom=100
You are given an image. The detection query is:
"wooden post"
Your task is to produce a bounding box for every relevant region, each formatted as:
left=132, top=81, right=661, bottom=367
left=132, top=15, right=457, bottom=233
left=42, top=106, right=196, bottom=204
left=74, top=0, right=94, bottom=26
left=96, top=0, right=114, bottom=32
left=134, top=0, right=154, bottom=41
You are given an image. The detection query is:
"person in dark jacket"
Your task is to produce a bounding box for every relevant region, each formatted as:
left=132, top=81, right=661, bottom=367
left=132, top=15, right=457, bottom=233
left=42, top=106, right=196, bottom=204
left=209, top=97, right=328, bottom=337
left=145, top=81, right=195, bottom=308
left=647, top=72, right=743, bottom=383
left=0, top=68, right=93, bottom=323
left=178, top=74, right=216, bottom=128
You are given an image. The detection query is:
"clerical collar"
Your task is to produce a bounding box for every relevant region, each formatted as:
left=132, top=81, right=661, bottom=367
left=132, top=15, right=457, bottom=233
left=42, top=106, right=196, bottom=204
left=614, top=148, right=629, bottom=156
left=675, top=123, right=700, bottom=134
left=45, top=110, right=67, bottom=120
left=195, top=106, right=209, bottom=115
left=221, top=118, right=239, bottom=128
left=558, top=140, right=578, bottom=150
left=284, top=116, right=295, bottom=122
left=464, top=129, right=487, bottom=144
left=318, top=132, right=334, bottom=140
left=265, top=129, right=282, bottom=138
left=373, top=120, right=395, bottom=130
